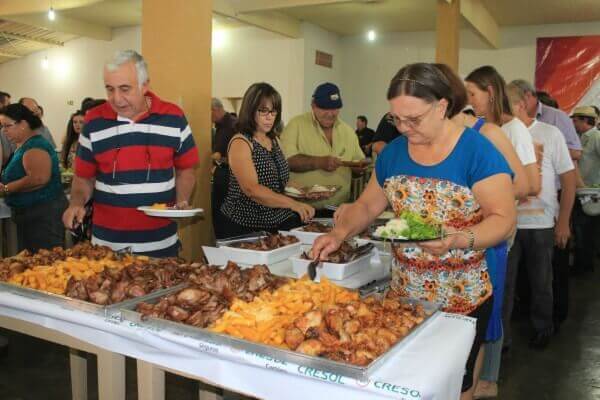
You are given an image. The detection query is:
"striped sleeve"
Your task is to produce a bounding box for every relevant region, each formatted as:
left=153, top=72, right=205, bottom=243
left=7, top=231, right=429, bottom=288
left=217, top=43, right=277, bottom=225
left=74, top=123, right=97, bottom=178
left=174, top=115, right=199, bottom=169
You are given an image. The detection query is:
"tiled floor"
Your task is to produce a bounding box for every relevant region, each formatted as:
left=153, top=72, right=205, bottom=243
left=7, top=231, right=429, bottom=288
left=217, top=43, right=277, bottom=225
left=1, top=270, right=599, bottom=400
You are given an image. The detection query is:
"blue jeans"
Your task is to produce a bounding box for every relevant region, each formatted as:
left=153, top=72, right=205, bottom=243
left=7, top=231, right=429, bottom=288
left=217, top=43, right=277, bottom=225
left=480, top=332, right=503, bottom=382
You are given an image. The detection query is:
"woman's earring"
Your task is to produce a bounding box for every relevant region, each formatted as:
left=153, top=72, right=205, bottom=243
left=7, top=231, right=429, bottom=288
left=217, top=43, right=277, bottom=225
left=489, top=97, right=494, bottom=103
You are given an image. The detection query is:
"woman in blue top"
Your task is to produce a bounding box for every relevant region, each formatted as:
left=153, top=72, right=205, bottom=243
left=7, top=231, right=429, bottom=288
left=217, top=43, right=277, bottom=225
left=0, top=104, right=67, bottom=253
left=313, top=63, right=516, bottom=400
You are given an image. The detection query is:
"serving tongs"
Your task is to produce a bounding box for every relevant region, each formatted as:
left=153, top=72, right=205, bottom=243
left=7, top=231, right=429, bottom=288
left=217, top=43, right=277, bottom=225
left=215, top=231, right=269, bottom=248
left=115, top=246, right=133, bottom=259
left=305, top=242, right=375, bottom=281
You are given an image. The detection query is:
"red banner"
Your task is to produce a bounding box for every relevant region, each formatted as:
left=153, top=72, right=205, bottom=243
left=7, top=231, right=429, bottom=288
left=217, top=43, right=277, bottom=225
left=535, top=35, right=600, bottom=113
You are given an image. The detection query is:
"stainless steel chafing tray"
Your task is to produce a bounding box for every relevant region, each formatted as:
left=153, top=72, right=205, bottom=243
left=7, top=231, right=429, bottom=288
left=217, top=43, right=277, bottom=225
left=0, top=281, right=187, bottom=317
left=120, top=291, right=440, bottom=381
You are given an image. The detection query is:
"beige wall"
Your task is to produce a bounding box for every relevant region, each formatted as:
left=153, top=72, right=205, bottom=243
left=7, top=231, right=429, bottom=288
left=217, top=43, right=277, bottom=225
left=211, top=25, right=305, bottom=122
left=0, top=20, right=597, bottom=146
left=338, top=21, right=600, bottom=126
left=302, top=22, right=344, bottom=114
left=0, top=26, right=140, bottom=148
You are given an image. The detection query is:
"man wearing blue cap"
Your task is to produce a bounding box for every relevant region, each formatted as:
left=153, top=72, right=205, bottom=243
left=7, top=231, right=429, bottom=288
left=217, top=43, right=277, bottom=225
left=280, top=82, right=366, bottom=215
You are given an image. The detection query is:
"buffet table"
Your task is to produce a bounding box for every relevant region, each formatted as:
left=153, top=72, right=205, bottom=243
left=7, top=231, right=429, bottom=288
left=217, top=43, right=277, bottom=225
left=0, top=289, right=476, bottom=400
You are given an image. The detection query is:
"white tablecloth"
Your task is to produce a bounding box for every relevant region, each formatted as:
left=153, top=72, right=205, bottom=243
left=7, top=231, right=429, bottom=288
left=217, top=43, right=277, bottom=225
left=0, top=290, right=475, bottom=400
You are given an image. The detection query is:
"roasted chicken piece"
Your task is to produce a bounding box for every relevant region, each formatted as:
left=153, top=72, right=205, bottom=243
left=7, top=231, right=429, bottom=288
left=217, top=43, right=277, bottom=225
left=296, top=339, right=324, bottom=356
left=301, top=222, right=332, bottom=233
left=294, top=310, right=323, bottom=335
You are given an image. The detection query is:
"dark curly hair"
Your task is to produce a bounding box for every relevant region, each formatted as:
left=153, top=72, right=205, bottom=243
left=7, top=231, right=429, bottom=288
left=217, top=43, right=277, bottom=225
left=0, top=103, right=42, bottom=131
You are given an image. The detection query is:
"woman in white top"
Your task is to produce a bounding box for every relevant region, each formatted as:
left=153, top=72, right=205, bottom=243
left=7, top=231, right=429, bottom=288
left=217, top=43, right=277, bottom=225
left=465, top=66, right=540, bottom=196
left=464, top=65, right=540, bottom=399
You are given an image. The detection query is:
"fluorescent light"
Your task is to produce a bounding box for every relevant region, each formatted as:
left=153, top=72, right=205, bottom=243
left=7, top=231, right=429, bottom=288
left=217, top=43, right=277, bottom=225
left=212, top=29, right=226, bottom=50
left=367, top=30, right=376, bottom=42
left=48, top=7, right=56, bottom=21
left=41, top=56, right=49, bottom=69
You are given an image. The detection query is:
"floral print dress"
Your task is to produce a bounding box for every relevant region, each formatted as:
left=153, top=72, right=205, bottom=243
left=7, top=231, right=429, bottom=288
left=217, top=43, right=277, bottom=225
left=374, top=128, right=512, bottom=314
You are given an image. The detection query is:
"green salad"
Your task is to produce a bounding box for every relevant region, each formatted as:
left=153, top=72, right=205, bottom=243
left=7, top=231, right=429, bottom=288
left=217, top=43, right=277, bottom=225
left=374, top=211, right=441, bottom=240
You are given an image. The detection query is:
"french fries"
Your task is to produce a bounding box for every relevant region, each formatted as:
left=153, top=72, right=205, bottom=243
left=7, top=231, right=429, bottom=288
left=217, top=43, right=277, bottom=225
left=210, top=277, right=359, bottom=347
left=8, top=256, right=134, bottom=295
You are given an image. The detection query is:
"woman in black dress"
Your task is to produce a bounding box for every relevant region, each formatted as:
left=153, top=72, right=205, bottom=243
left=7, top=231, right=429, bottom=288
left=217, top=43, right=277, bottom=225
left=218, top=83, right=315, bottom=239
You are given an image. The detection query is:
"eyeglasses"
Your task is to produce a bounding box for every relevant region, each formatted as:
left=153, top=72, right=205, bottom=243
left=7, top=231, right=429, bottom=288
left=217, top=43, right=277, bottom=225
left=112, top=146, right=152, bottom=183
left=390, top=102, right=438, bottom=130
left=0, top=122, right=16, bottom=131
left=257, top=108, right=278, bottom=117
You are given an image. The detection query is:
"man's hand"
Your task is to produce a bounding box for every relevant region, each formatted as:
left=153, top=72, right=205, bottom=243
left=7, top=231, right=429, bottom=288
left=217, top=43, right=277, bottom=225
left=176, top=200, right=192, bottom=210
left=318, top=156, right=341, bottom=172
left=555, top=220, right=570, bottom=249
left=63, top=205, right=87, bottom=229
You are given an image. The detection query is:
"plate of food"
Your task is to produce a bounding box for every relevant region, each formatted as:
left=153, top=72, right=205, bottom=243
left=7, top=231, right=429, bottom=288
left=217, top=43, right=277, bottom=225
left=376, top=210, right=396, bottom=220
left=341, top=158, right=371, bottom=168
left=291, top=242, right=374, bottom=280
left=370, top=211, right=443, bottom=243
left=288, top=220, right=333, bottom=244
left=137, top=203, right=204, bottom=218
left=284, top=185, right=340, bottom=200
left=216, top=233, right=302, bottom=265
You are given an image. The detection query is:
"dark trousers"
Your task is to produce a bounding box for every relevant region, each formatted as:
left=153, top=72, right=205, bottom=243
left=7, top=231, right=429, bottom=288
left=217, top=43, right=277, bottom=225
left=552, top=243, right=570, bottom=325
left=211, top=165, right=230, bottom=239
left=573, top=201, right=600, bottom=273
left=12, top=195, right=68, bottom=253
left=504, top=228, right=554, bottom=347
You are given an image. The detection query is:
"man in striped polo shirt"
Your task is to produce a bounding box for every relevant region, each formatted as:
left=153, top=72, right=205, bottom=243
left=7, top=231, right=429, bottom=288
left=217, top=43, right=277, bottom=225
left=63, top=50, right=199, bottom=257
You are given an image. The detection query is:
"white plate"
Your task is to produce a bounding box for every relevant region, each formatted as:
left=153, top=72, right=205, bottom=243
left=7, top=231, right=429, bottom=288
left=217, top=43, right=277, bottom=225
left=137, top=206, right=204, bottom=218
left=576, top=187, right=600, bottom=196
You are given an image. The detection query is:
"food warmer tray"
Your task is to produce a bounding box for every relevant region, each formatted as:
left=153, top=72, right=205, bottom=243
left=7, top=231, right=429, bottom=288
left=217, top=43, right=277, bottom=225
left=285, top=218, right=334, bottom=245
left=0, top=281, right=187, bottom=317
left=120, top=294, right=440, bottom=381
left=215, top=235, right=302, bottom=265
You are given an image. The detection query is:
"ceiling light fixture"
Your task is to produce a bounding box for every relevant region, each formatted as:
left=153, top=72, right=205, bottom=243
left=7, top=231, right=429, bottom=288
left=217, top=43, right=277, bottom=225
left=41, top=56, right=49, bottom=69
left=367, top=30, right=376, bottom=42
left=48, top=7, right=56, bottom=21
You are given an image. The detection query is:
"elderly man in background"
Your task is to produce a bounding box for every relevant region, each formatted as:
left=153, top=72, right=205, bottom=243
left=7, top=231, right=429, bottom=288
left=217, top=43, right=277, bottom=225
left=63, top=50, right=199, bottom=257
left=510, top=79, right=582, bottom=329
left=280, top=82, right=365, bottom=217
left=210, top=97, right=237, bottom=237
left=510, top=80, right=582, bottom=161
left=571, top=106, right=600, bottom=276
left=18, top=97, right=57, bottom=149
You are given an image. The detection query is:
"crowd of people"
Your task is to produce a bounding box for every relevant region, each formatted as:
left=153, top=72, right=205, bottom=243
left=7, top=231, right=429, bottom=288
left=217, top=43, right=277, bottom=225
left=1, top=49, right=599, bottom=399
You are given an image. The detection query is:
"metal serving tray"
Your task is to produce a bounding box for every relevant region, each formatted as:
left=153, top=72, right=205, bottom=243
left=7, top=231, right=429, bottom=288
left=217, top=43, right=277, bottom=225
left=0, top=281, right=187, bottom=317
left=120, top=291, right=440, bottom=380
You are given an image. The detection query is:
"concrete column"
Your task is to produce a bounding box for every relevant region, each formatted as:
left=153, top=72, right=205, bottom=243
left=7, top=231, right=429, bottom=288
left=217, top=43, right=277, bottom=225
left=142, top=0, right=214, bottom=261
left=435, top=0, right=460, bottom=71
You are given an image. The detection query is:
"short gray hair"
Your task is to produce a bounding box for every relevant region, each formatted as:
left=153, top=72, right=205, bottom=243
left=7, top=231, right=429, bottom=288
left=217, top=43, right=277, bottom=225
left=506, top=82, right=527, bottom=104
left=510, top=79, right=536, bottom=96
left=211, top=98, right=224, bottom=109
left=105, top=50, right=149, bottom=89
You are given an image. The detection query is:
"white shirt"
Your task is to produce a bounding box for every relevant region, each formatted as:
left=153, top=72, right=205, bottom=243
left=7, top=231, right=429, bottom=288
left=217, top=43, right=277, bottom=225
left=501, top=117, right=537, bottom=165
left=517, top=120, right=574, bottom=229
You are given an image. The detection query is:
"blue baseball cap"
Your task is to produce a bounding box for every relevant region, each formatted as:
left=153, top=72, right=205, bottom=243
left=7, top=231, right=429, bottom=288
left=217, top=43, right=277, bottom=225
left=312, top=82, right=343, bottom=109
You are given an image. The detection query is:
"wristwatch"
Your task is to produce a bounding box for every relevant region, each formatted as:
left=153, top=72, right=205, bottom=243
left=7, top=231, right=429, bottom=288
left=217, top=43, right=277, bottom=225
left=2, top=184, right=9, bottom=194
